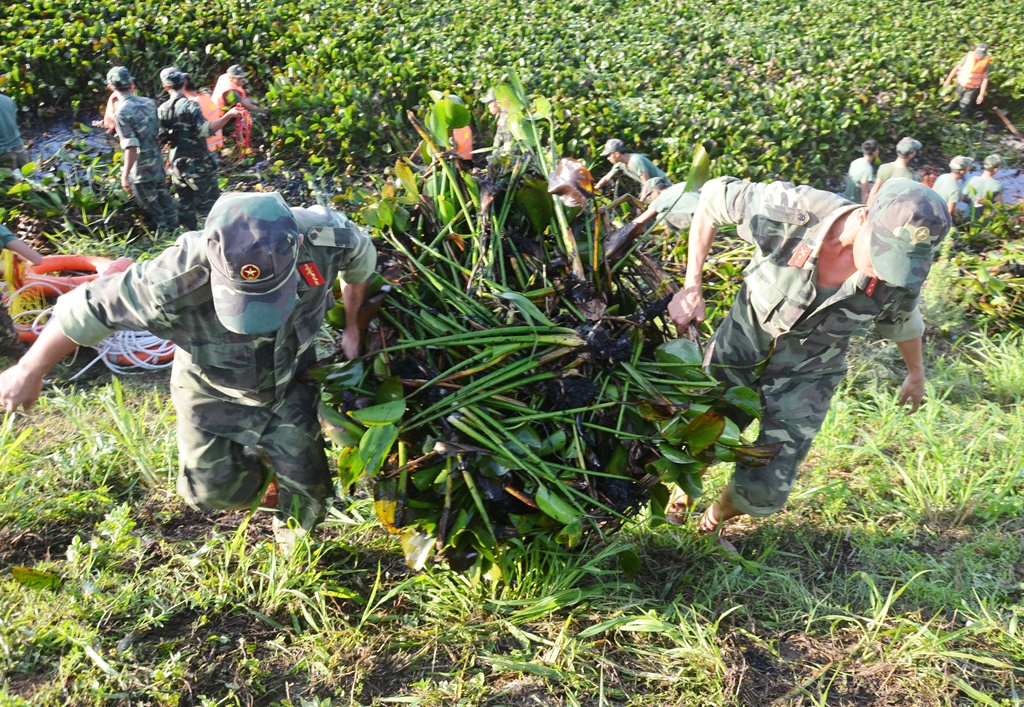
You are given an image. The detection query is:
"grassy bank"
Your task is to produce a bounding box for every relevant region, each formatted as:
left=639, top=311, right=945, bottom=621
left=1, top=331, right=1021, bottom=705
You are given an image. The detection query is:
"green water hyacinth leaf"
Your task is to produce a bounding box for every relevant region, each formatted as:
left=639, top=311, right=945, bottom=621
left=657, top=443, right=701, bottom=471
left=637, top=398, right=685, bottom=421
left=320, top=403, right=364, bottom=448
left=723, top=386, right=761, bottom=418
left=492, top=84, right=525, bottom=115
left=426, top=97, right=470, bottom=145
left=514, top=178, right=554, bottom=235
left=373, top=376, right=405, bottom=405
left=655, top=338, right=703, bottom=367
left=359, top=423, right=398, bottom=476
left=395, top=158, right=419, bottom=199
left=309, top=360, right=364, bottom=388
left=677, top=471, right=703, bottom=502
left=535, top=485, right=580, bottom=525
left=11, top=566, right=63, bottom=591
left=351, top=399, right=405, bottom=426
left=679, top=410, right=726, bottom=455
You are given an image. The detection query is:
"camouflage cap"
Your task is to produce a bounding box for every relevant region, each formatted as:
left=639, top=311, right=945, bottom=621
left=600, top=138, right=625, bottom=157
left=106, top=66, right=134, bottom=90
left=975, top=43, right=989, bottom=57
left=205, top=192, right=300, bottom=335
left=227, top=64, right=247, bottom=79
left=159, top=66, right=185, bottom=88
left=646, top=176, right=672, bottom=192
left=867, top=179, right=951, bottom=290
left=895, top=137, right=922, bottom=156
left=949, top=155, right=973, bottom=171
left=480, top=88, right=496, bottom=103
left=983, top=154, right=1003, bottom=170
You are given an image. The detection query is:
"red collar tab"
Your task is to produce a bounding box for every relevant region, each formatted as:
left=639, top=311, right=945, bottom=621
left=788, top=244, right=814, bottom=268
left=299, top=262, right=326, bottom=287
left=865, top=277, right=878, bottom=297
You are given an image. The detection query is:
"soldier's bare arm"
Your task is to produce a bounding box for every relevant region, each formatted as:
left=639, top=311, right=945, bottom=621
left=667, top=206, right=717, bottom=332
left=339, top=279, right=370, bottom=360
left=0, top=323, right=79, bottom=413
left=896, top=336, right=925, bottom=414
left=121, top=146, right=138, bottom=193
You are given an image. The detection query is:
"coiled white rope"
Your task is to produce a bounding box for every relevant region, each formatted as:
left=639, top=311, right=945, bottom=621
left=4, top=282, right=176, bottom=379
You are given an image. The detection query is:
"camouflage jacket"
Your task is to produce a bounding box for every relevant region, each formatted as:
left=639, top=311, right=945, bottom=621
left=699, top=177, right=924, bottom=344
left=55, top=206, right=377, bottom=406
left=158, top=94, right=217, bottom=175
left=113, top=94, right=167, bottom=184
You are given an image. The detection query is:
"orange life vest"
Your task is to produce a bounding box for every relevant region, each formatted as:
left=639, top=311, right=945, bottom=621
left=452, top=126, right=473, bottom=160
left=102, top=93, right=118, bottom=132
left=212, top=74, right=247, bottom=112
left=192, top=93, right=225, bottom=152
left=957, top=51, right=990, bottom=90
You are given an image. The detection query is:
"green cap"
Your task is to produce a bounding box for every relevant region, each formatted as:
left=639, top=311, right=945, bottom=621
left=600, top=138, right=625, bottom=157
left=480, top=88, right=496, bottom=103
left=867, top=179, right=951, bottom=290
left=106, top=66, right=134, bottom=90
left=948, top=155, right=973, bottom=171
left=205, top=192, right=300, bottom=335
left=896, top=137, right=921, bottom=157
left=983, top=154, right=1003, bottom=170
left=227, top=64, right=247, bottom=79
left=646, top=176, right=671, bottom=192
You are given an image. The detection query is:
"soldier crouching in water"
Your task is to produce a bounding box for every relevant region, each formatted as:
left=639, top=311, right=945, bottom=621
left=666, top=178, right=951, bottom=548
left=158, top=67, right=242, bottom=230
left=0, top=193, right=377, bottom=551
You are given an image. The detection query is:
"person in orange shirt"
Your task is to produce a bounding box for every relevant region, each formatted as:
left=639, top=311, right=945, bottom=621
left=943, top=43, right=991, bottom=116
left=211, top=65, right=267, bottom=116
left=182, top=74, right=225, bottom=153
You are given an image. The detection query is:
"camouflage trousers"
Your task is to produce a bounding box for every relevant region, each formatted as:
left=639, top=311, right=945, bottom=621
left=133, top=179, right=179, bottom=235
left=171, top=376, right=332, bottom=533
left=705, top=285, right=847, bottom=517
left=171, top=162, right=220, bottom=231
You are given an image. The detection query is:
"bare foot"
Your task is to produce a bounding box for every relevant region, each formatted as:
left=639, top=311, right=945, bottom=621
left=698, top=490, right=743, bottom=555
left=260, top=476, right=279, bottom=509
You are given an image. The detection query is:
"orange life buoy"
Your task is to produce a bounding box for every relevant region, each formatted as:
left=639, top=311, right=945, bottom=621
left=21, top=255, right=130, bottom=295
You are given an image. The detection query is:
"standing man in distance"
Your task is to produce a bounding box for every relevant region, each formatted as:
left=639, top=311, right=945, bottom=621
left=212, top=65, right=267, bottom=116
left=107, top=66, right=179, bottom=235
left=931, top=156, right=972, bottom=220
left=666, top=177, right=951, bottom=543
left=943, top=43, right=991, bottom=116
left=0, top=192, right=377, bottom=551
left=866, top=137, right=920, bottom=205
left=594, top=138, right=670, bottom=202
left=481, top=88, right=515, bottom=161
left=182, top=74, right=226, bottom=153
left=963, top=154, right=1004, bottom=220
left=843, top=140, right=879, bottom=204
left=0, top=90, right=30, bottom=170
left=158, top=67, right=241, bottom=230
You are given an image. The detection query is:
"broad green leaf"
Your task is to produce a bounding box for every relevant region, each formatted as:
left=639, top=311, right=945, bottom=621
left=535, top=485, right=580, bottom=524
left=683, top=141, right=712, bottom=192
left=319, top=402, right=364, bottom=448
left=19, top=162, right=36, bottom=177
left=336, top=446, right=366, bottom=490
left=531, top=95, right=552, bottom=119
left=677, top=470, right=703, bottom=502
left=395, top=161, right=418, bottom=201
left=655, top=338, right=703, bottom=367
left=723, top=387, right=761, bottom=418
left=617, top=549, right=641, bottom=578
left=555, top=520, right=583, bottom=548
left=373, top=376, right=405, bottom=405
left=359, top=423, right=398, bottom=475
left=679, top=410, right=726, bottom=454
left=374, top=477, right=399, bottom=533
left=350, top=400, right=406, bottom=426
left=730, top=442, right=784, bottom=467
left=493, top=84, right=525, bottom=115
left=10, top=566, right=62, bottom=591
left=514, top=178, right=554, bottom=235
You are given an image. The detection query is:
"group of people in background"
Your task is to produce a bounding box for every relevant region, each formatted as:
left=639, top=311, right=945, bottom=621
left=102, top=64, right=267, bottom=235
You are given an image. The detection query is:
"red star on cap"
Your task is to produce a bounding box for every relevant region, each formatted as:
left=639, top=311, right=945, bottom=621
left=240, top=264, right=261, bottom=280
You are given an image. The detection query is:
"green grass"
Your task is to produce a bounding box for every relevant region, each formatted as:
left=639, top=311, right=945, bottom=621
left=1, top=333, right=1023, bottom=705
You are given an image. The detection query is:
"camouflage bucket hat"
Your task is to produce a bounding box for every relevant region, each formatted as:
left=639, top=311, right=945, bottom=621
left=106, top=66, right=134, bottom=90
left=227, top=64, right=247, bottom=79
left=867, top=179, right=951, bottom=290
left=895, top=137, right=922, bottom=156
left=160, top=66, right=185, bottom=88
left=600, top=138, right=625, bottom=157
left=205, top=192, right=300, bottom=335
left=646, top=176, right=672, bottom=192
left=983, top=154, right=1003, bottom=170
left=949, top=155, right=973, bottom=171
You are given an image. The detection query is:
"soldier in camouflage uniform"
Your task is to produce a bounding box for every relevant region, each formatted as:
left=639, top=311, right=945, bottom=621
left=481, top=88, right=516, bottom=161
left=0, top=193, right=377, bottom=550
left=667, top=177, right=951, bottom=541
left=107, top=67, right=179, bottom=235
left=595, top=138, right=671, bottom=202
left=157, top=67, right=241, bottom=230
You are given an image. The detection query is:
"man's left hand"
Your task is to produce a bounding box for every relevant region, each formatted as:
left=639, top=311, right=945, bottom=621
left=898, top=374, right=925, bottom=414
